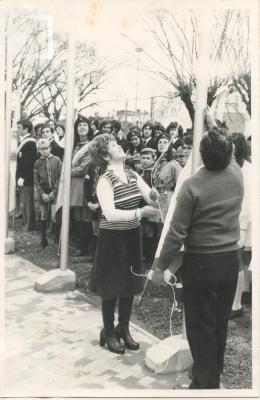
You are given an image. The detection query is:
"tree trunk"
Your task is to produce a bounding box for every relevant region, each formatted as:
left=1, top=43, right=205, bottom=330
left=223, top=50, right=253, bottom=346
left=178, top=84, right=195, bottom=127
left=246, top=100, right=251, bottom=116
left=43, top=109, right=51, bottom=119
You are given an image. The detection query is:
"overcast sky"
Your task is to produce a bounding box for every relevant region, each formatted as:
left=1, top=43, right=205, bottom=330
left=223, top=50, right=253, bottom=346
left=5, top=0, right=254, bottom=120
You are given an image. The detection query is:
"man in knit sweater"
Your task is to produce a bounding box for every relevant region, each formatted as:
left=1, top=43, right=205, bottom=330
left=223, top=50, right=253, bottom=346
left=151, top=128, right=243, bottom=389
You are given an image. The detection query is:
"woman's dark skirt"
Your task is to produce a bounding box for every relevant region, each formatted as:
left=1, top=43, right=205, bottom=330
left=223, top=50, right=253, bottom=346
left=89, top=227, right=143, bottom=299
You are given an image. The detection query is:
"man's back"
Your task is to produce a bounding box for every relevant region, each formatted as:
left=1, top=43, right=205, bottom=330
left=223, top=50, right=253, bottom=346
left=181, top=161, right=244, bottom=253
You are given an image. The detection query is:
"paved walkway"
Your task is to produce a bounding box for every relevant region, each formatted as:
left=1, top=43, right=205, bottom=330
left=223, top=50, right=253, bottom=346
left=4, top=255, right=190, bottom=396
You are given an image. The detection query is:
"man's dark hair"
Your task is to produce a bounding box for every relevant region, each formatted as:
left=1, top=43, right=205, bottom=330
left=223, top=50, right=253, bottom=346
left=154, top=123, right=165, bottom=133
left=112, top=120, right=121, bottom=133
left=183, top=133, right=193, bottom=146
left=34, top=123, right=44, bottom=131
left=100, top=119, right=112, bottom=133
left=90, top=118, right=99, bottom=130
left=47, top=119, right=56, bottom=126
left=41, top=124, right=51, bottom=133
left=200, top=128, right=233, bottom=171
left=166, top=121, right=183, bottom=137
left=17, top=119, right=33, bottom=134
left=55, top=123, right=65, bottom=133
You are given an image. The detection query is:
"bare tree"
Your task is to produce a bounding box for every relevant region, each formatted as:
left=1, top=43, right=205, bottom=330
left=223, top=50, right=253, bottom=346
left=75, top=43, right=108, bottom=114
left=11, top=12, right=108, bottom=120
left=123, top=9, right=250, bottom=125
left=221, top=11, right=250, bottom=115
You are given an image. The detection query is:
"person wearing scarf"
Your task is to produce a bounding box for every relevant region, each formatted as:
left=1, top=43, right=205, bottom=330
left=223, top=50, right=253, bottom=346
left=16, top=119, right=37, bottom=231
left=34, top=138, right=62, bottom=247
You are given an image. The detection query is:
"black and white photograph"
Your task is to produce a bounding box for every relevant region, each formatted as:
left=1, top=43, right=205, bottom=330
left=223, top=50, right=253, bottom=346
left=1, top=0, right=259, bottom=397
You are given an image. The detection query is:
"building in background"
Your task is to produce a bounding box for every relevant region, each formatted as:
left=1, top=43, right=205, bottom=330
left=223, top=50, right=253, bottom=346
left=116, top=109, right=149, bottom=128
left=223, top=92, right=250, bottom=137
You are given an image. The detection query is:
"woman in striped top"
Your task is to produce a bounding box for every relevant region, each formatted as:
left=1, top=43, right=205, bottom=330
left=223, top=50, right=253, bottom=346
left=88, top=134, right=159, bottom=355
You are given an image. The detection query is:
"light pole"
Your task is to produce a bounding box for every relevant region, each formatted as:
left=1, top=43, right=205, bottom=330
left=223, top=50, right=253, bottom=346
left=135, top=47, right=142, bottom=124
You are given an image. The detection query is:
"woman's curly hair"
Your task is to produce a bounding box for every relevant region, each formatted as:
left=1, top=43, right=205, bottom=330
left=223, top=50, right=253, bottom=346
left=88, top=134, right=115, bottom=173
left=200, top=128, right=233, bottom=171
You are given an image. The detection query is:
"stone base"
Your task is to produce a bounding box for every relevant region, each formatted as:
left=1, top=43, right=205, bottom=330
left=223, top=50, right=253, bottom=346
left=145, top=334, right=193, bottom=374
left=5, top=237, right=15, bottom=254
left=34, top=269, right=76, bottom=293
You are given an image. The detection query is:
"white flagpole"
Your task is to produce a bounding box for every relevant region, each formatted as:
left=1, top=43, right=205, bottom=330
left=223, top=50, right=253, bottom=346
left=59, top=21, right=76, bottom=271
left=152, top=11, right=212, bottom=277
left=34, top=16, right=76, bottom=291
left=143, top=11, right=213, bottom=375
left=4, top=12, right=15, bottom=253
left=192, top=12, right=211, bottom=173
left=152, top=10, right=212, bottom=347
left=183, top=11, right=212, bottom=339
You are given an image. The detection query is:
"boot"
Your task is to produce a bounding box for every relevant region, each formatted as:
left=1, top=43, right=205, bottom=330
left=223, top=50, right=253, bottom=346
left=116, top=296, right=139, bottom=350
left=40, top=220, right=48, bottom=248
left=101, top=298, right=125, bottom=354
left=99, top=329, right=125, bottom=354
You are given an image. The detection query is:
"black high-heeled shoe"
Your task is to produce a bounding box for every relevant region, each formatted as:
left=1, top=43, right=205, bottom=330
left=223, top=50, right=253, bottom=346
left=115, top=325, right=140, bottom=350
left=99, top=329, right=125, bottom=354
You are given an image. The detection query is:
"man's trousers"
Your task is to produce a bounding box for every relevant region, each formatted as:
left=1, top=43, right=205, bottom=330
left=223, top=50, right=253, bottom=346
left=21, top=186, right=35, bottom=231
left=182, top=251, right=239, bottom=389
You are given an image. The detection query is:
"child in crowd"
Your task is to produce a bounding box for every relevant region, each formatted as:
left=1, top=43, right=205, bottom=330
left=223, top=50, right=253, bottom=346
left=34, top=138, right=62, bottom=248
left=140, top=148, right=158, bottom=263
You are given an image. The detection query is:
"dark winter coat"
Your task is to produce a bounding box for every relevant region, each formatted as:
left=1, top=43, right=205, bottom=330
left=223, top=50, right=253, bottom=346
left=143, top=137, right=156, bottom=149
left=16, top=136, right=37, bottom=186
left=50, top=139, right=64, bottom=161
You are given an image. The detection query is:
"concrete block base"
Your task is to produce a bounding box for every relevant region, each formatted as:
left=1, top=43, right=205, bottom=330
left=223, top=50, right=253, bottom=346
left=145, top=334, right=193, bottom=374
left=34, top=269, right=76, bottom=293
left=5, top=237, right=15, bottom=254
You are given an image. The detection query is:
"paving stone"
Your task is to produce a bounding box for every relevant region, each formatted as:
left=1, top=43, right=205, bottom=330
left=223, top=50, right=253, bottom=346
left=4, top=254, right=189, bottom=395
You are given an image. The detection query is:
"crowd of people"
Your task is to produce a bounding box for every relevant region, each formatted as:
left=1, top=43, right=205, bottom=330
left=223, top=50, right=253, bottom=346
left=15, top=116, right=194, bottom=260
left=14, top=113, right=252, bottom=389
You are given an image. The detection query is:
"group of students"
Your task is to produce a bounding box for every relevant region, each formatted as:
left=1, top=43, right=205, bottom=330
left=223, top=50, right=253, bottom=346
left=15, top=112, right=252, bottom=389
left=15, top=115, right=193, bottom=261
